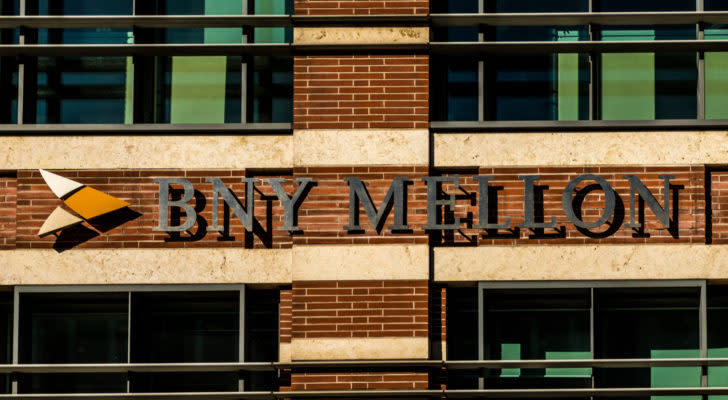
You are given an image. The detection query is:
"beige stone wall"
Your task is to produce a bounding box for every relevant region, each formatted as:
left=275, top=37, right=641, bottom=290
left=435, top=245, right=728, bottom=281
left=1, top=248, right=292, bottom=285
left=293, top=129, right=429, bottom=166
left=435, top=131, right=728, bottom=166
left=0, top=136, right=293, bottom=169
left=290, top=337, right=428, bottom=360
left=293, top=27, right=429, bottom=45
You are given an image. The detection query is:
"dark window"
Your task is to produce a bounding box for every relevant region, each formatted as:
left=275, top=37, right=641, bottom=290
left=0, top=292, right=11, bottom=394
left=17, top=292, right=128, bottom=393
left=594, top=287, right=700, bottom=400
left=14, top=287, right=279, bottom=394
left=599, top=0, right=694, bottom=11
left=484, top=289, right=591, bottom=388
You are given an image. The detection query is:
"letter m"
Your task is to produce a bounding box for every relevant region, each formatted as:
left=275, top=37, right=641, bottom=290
left=343, top=177, right=409, bottom=232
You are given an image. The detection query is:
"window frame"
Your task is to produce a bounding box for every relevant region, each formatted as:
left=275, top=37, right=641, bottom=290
left=9, top=284, right=252, bottom=394
left=476, top=280, right=708, bottom=390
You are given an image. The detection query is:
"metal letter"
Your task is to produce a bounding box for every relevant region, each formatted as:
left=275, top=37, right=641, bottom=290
left=623, top=174, right=675, bottom=229
left=518, top=175, right=557, bottom=229
left=206, top=178, right=259, bottom=232
left=265, top=178, right=315, bottom=231
left=343, top=177, right=410, bottom=231
left=422, top=175, right=461, bottom=230
left=153, top=178, right=196, bottom=232
left=561, top=174, right=616, bottom=229
left=473, top=176, right=511, bottom=229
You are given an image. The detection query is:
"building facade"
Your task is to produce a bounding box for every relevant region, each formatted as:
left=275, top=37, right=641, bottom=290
left=1, top=0, right=728, bottom=398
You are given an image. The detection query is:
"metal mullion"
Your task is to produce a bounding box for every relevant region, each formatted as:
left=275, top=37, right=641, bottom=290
left=241, top=0, right=248, bottom=124
left=590, top=287, right=595, bottom=395
left=477, top=283, right=485, bottom=390
left=15, top=0, right=24, bottom=124
left=238, top=286, right=245, bottom=392
left=10, top=288, right=18, bottom=395
left=700, top=281, right=708, bottom=398
left=477, top=0, right=485, bottom=123
left=126, top=292, right=132, bottom=394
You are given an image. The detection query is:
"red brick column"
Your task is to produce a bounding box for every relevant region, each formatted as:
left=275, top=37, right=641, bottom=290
left=0, top=174, right=16, bottom=250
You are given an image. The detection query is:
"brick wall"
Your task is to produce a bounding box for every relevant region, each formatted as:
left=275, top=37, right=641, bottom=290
left=711, top=169, right=728, bottom=244
left=293, top=55, right=429, bottom=130
left=294, top=0, right=428, bottom=15
left=436, top=166, right=706, bottom=245
left=281, top=288, right=293, bottom=345
left=293, top=166, right=429, bottom=245
left=9, top=166, right=712, bottom=250
left=292, top=281, right=428, bottom=339
left=0, top=174, right=16, bottom=250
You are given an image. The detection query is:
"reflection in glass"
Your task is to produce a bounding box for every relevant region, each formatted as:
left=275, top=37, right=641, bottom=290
left=484, top=289, right=591, bottom=388
left=494, top=0, right=587, bottom=12
left=601, top=27, right=697, bottom=120
left=446, top=287, right=479, bottom=390
left=599, top=0, right=694, bottom=11
left=709, top=287, right=728, bottom=400
left=17, top=293, right=128, bottom=393
left=130, top=291, right=238, bottom=392
left=30, top=0, right=133, bottom=124
left=595, top=287, right=700, bottom=400
left=246, top=289, right=280, bottom=391
left=0, top=293, right=10, bottom=394
left=705, top=26, right=728, bottom=119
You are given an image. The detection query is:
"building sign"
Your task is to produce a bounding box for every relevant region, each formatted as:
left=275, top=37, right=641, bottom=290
left=155, top=174, right=674, bottom=234
left=20, top=167, right=703, bottom=251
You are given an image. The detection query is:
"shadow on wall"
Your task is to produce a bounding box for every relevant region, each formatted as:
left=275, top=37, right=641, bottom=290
left=52, top=207, right=142, bottom=253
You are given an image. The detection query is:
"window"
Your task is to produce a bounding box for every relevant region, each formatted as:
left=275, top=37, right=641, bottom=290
left=432, top=1, right=710, bottom=123
left=9, top=285, right=278, bottom=394
left=0, top=0, right=18, bottom=124
left=12, top=0, right=292, bottom=124
left=449, top=281, right=715, bottom=396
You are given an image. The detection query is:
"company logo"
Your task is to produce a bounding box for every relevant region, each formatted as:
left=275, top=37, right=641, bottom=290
left=37, top=169, right=131, bottom=237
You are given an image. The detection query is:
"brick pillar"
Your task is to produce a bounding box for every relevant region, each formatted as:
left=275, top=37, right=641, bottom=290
left=0, top=173, right=16, bottom=250
left=288, top=0, right=431, bottom=392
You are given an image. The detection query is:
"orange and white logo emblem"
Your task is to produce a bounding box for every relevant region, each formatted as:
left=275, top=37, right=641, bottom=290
left=37, top=169, right=130, bottom=237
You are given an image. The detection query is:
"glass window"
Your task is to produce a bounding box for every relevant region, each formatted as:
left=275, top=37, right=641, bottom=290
left=705, top=26, right=728, bottom=119
left=594, top=287, right=701, bottom=400
left=29, top=0, right=133, bottom=124
left=17, top=292, right=128, bottom=393
left=708, top=287, right=728, bottom=396
left=130, top=291, right=239, bottom=392
left=493, top=0, right=587, bottom=12
left=600, top=27, right=697, bottom=120
left=245, top=289, right=280, bottom=391
left=446, top=287, right=479, bottom=389
left=452, top=284, right=708, bottom=393
left=1, top=0, right=18, bottom=123
left=706, top=0, right=728, bottom=10
left=484, top=289, right=591, bottom=388
left=0, top=292, right=11, bottom=395
left=136, top=0, right=291, bottom=124
left=599, top=0, right=694, bottom=11
left=13, top=287, right=279, bottom=394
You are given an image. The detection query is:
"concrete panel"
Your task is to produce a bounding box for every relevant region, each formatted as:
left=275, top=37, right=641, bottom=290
left=291, top=337, right=428, bottom=360
left=0, top=136, right=293, bottom=169
left=435, top=245, right=728, bottom=281
left=292, top=244, right=429, bottom=281
left=434, top=131, right=728, bottom=167
left=294, top=129, right=429, bottom=166
left=1, top=248, right=292, bottom=285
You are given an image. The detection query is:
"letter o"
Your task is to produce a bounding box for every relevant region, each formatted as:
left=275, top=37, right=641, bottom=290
left=561, top=174, right=616, bottom=229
